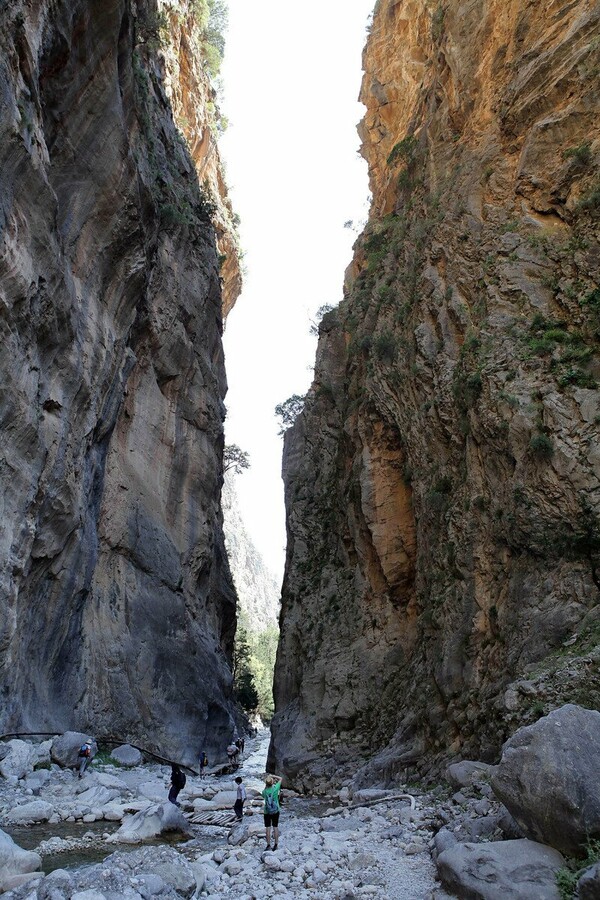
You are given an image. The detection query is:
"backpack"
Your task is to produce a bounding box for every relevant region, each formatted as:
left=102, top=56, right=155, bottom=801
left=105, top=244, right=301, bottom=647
left=264, top=790, right=278, bottom=815
left=173, top=769, right=186, bottom=790
left=78, top=744, right=90, bottom=758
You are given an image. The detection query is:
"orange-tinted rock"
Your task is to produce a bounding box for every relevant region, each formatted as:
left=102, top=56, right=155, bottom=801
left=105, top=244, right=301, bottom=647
left=270, top=0, right=600, bottom=789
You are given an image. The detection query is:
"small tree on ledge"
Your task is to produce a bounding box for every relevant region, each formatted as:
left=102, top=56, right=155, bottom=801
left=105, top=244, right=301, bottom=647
left=275, top=394, right=305, bottom=435
left=224, top=444, right=250, bottom=475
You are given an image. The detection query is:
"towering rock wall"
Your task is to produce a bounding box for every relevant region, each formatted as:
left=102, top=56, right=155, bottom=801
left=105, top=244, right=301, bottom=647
left=0, top=0, right=241, bottom=764
left=270, top=0, right=600, bottom=790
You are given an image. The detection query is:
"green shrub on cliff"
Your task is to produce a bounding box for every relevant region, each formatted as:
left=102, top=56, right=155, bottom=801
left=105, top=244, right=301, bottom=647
left=529, top=433, right=554, bottom=460
left=191, top=0, right=228, bottom=78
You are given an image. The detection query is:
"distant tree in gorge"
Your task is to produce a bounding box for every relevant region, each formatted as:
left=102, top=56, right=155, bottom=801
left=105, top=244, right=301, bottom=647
left=233, top=625, right=259, bottom=713
left=224, top=444, right=250, bottom=475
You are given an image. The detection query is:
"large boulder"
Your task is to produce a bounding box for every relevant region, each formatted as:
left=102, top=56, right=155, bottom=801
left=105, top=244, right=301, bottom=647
left=54, top=847, right=196, bottom=899
left=23, top=770, right=51, bottom=794
left=491, top=705, right=600, bottom=855
left=209, top=790, right=237, bottom=808
left=437, top=839, right=564, bottom=899
left=94, top=772, right=129, bottom=791
left=228, top=822, right=250, bottom=846
left=51, top=733, right=97, bottom=769
left=137, top=780, right=166, bottom=802
left=447, top=761, right=497, bottom=789
left=0, top=740, right=38, bottom=780
left=5, top=801, right=54, bottom=825
left=99, top=847, right=196, bottom=897
left=109, top=802, right=192, bottom=844
left=76, top=785, right=120, bottom=807
left=0, top=829, right=41, bottom=892
left=109, top=744, right=142, bottom=767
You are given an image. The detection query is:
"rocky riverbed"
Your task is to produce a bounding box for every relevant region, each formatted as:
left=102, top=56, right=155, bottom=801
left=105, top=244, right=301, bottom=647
left=1, top=706, right=600, bottom=898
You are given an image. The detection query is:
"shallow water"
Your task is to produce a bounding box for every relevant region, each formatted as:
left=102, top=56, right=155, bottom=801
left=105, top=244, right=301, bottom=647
left=4, top=729, right=274, bottom=875
left=6, top=821, right=119, bottom=873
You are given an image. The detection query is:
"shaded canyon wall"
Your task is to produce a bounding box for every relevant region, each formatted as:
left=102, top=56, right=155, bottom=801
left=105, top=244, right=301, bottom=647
left=0, top=0, right=241, bottom=764
left=270, top=0, right=600, bottom=789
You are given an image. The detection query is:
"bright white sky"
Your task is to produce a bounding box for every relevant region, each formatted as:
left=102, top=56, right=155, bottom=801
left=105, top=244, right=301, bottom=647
left=220, top=0, right=374, bottom=583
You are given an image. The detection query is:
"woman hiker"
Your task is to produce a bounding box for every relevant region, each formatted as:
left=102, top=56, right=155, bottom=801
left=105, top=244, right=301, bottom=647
left=262, top=773, right=282, bottom=850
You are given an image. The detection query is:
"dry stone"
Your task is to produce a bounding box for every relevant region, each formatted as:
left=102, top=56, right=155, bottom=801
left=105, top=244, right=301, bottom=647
left=0, top=741, right=39, bottom=781
left=110, top=802, right=192, bottom=844
left=0, top=829, right=41, bottom=892
left=109, top=745, right=142, bottom=767
left=437, top=839, right=564, bottom=899
left=5, top=801, right=54, bottom=825
left=447, top=761, right=497, bottom=789
left=491, top=705, right=600, bottom=855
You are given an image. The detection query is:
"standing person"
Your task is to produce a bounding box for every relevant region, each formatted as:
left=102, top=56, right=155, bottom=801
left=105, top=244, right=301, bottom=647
left=198, top=750, right=208, bottom=777
left=168, top=764, right=186, bottom=806
left=227, top=742, right=238, bottom=766
left=262, top=774, right=282, bottom=850
left=233, top=775, right=246, bottom=820
left=77, top=740, right=93, bottom=778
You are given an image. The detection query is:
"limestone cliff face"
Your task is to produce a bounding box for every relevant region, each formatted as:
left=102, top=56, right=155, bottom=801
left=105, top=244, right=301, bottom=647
left=0, top=0, right=241, bottom=764
left=270, top=0, right=600, bottom=789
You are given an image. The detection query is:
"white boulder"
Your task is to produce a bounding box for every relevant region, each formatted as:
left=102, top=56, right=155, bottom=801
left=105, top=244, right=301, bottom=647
left=0, top=828, right=42, bottom=892
left=137, top=781, right=166, bottom=802
left=0, top=740, right=38, bottom=780
left=110, top=745, right=142, bottom=767
left=110, top=802, right=192, bottom=843
left=6, top=800, right=54, bottom=824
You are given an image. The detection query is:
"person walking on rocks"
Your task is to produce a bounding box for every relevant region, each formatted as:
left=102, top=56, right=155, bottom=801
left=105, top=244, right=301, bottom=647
left=199, top=750, right=208, bottom=777
left=234, top=775, right=246, bottom=820
left=262, top=773, right=282, bottom=850
left=227, top=742, right=239, bottom=766
left=168, top=764, right=186, bottom=806
left=77, top=740, right=93, bottom=778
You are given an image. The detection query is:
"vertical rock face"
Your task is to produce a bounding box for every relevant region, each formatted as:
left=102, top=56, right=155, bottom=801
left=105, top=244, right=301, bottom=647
left=0, top=0, right=241, bottom=763
left=270, top=0, right=600, bottom=789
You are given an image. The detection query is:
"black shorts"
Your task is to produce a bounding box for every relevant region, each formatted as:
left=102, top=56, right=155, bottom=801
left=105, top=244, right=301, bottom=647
left=264, top=812, right=280, bottom=827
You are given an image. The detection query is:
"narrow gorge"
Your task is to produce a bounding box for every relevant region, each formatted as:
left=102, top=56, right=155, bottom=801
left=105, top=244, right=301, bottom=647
left=1, top=0, right=599, bottom=839
left=2, top=0, right=600, bottom=898
left=270, top=0, right=600, bottom=790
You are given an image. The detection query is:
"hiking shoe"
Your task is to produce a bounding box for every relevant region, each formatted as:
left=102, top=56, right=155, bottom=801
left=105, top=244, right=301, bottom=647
left=265, top=843, right=271, bottom=850
left=272, top=843, right=278, bottom=850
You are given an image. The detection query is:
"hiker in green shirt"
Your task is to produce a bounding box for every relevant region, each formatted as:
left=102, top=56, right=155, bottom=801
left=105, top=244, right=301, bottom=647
left=262, top=773, right=282, bottom=850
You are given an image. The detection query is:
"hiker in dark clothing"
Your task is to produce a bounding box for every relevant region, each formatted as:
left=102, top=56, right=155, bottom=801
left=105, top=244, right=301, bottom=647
left=199, top=750, right=208, bottom=777
left=168, top=764, right=186, bottom=806
left=77, top=740, right=93, bottom=778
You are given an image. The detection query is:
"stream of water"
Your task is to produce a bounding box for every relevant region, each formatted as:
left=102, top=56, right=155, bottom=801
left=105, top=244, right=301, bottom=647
left=6, top=728, right=274, bottom=874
